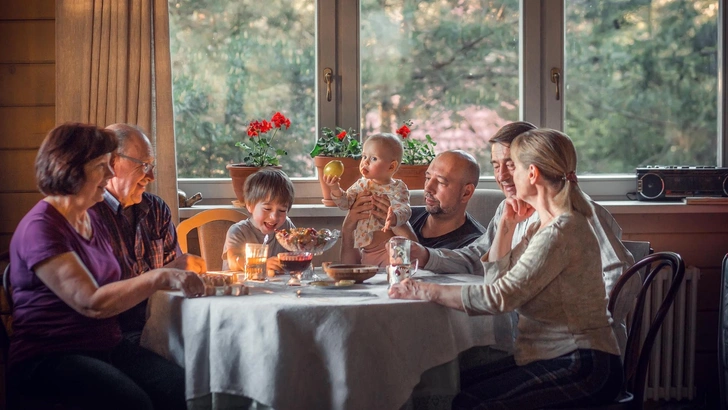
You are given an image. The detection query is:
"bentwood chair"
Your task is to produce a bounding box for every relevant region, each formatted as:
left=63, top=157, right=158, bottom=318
left=719, top=253, right=728, bottom=409
left=177, top=209, right=247, bottom=271
left=555, top=252, right=685, bottom=410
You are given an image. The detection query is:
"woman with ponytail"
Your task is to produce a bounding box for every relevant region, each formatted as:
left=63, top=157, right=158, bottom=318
left=389, top=129, right=623, bottom=409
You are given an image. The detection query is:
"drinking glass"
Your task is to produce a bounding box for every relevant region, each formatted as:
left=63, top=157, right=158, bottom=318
left=244, top=243, right=269, bottom=281
left=386, top=236, right=418, bottom=286
left=278, top=251, right=314, bottom=285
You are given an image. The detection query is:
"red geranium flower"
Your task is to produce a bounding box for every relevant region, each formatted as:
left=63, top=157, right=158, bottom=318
left=236, top=112, right=291, bottom=167
left=396, top=124, right=411, bottom=139
left=336, top=131, right=346, bottom=141
left=271, top=112, right=291, bottom=130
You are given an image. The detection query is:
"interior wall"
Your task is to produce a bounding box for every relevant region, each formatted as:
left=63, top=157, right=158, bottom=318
left=0, top=1, right=54, bottom=254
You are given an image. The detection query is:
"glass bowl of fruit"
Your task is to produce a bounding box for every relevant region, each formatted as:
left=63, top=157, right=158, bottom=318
left=275, top=228, right=341, bottom=255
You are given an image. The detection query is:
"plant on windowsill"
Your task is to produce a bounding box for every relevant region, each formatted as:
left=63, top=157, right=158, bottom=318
left=310, top=127, right=363, bottom=206
left=227, top=112, right=291, bottom=204
left=394, top=120, right=437, bottom=189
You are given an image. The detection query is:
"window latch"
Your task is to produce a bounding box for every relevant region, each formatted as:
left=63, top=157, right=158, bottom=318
left=550, top=68, right=561, bottom=101
left=323, top=68, right=334, bottom=102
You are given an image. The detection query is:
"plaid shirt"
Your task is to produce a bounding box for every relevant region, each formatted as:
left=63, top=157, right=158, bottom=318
left=91, top=190, right=180, bottom=333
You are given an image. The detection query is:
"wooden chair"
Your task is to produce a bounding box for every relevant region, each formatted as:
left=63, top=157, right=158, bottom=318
left=554, top=252, right=686, bottom=410
left=719, top=253, right=728, bottom=410
left=177, top=209, right=247, bottom=271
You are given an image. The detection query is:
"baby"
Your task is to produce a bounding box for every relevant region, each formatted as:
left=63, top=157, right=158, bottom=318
left=222, top=168, right=296, bottom=276
left=325, top=133, right=411, bottom=266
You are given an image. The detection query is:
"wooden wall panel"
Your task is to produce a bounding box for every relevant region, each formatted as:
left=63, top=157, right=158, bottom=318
left=0, top=64, right=54, bottom=106
left=0, top=21, right=54, bottom=63
left=0, top=193, right=43, bottom=234
left=0, top=236, right=9, bottom=255
left=0, top=151, right=38, bottom=192
left=616, top=213, right=728, bottom=234
left=621, top=232, right=728, bottom=268
left=0, top=0, right=54, bottom=19
left=0, top=107, right=53, bottom=148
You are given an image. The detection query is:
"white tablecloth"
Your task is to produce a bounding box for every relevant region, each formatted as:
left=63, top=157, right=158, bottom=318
left=141, top=272, right=494, bottom=410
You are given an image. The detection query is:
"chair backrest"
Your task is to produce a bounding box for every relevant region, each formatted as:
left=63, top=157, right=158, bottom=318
left=177, top=209, right=247, bottom=270
left=719, top=253, right=728, bottom=409
left=608, top=251, right=685, bottom=405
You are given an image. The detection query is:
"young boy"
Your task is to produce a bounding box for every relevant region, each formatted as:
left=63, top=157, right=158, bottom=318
left=325, top=133, right=411, bottom=266
left=222, top=168, right=296, bottom=276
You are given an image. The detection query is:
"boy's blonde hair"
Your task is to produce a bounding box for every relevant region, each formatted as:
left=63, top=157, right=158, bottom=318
left=243, top=168, right=295, bottom=211
left=364, top=133, right=404, bottom=164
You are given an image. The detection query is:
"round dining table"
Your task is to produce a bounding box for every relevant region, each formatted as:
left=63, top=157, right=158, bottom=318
left=141, top=270, right=497, bottom=410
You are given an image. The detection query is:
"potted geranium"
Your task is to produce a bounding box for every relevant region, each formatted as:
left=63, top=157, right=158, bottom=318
left=394, top=120, right=437, bottom=189
left=227, top=111, right=291, bottom=204
left=310, top=126, right=363, bottom=206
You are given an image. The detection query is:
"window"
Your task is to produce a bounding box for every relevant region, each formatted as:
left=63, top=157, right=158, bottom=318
left=172, top=0, right=724, bottom=200
left=169, top=0, right=316, bottom=178
left=564, top=0, right=718, bottom=173
left=360, top=0, right=520, bottom=168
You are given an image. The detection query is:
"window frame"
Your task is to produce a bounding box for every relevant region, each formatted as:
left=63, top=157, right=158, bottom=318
left=177, top=0, right=727, bottom=203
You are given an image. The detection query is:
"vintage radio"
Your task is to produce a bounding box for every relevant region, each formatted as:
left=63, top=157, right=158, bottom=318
left=636, top=166, right=728, bottom=200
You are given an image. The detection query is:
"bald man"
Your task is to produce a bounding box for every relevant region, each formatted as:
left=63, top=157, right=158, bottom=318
left=408, top=150, right=485, bottom=249
left=341, top=150, right=486, bottom=264
left=91, top=124, right=205, bottom=344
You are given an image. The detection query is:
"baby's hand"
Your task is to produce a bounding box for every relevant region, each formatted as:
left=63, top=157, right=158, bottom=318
left=323, top=174, right=341, bottom=188
left=382, top=207, right=397, bottom=232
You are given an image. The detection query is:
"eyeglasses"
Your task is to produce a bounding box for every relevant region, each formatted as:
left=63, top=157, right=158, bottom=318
left=118, top=154, right=155, bottom=174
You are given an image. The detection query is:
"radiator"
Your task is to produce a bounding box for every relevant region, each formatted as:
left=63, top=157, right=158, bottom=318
left=638, top=266, right=700, bottom=401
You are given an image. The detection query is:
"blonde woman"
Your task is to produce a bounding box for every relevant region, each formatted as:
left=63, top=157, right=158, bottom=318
left=389, top=129, right=623, bottom=409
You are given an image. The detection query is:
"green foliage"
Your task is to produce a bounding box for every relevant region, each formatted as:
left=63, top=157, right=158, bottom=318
left=401, top=134, right=437, bottom=165
left=310, top=127, right=362, bottom=158
left=170, top=0, right=719, bottom=177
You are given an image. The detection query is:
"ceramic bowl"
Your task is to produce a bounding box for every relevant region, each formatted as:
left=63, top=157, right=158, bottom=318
left=321, top=262, right=379, bottom=283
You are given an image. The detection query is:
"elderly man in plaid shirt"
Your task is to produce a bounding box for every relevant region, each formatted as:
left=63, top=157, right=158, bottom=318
left=92, top=124, right=206, bottom=345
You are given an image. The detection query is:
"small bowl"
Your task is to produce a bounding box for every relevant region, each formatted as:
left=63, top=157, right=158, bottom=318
left=321, top=262, right=378, bottom=283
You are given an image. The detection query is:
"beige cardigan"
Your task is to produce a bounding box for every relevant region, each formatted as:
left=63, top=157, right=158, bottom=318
left=461, top=211, right=621, bottom=365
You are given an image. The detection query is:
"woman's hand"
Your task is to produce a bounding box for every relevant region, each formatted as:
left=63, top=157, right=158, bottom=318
left=163, top=269, right=206, bottom=298
left=388, top=279, right=465, bottom=311
left=503, top=196, right=535, bottom=225
left=388, top=278, right=434, bottom=301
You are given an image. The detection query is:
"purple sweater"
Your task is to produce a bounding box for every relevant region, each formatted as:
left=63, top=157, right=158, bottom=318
left=8, top=201, right=122, bottom=368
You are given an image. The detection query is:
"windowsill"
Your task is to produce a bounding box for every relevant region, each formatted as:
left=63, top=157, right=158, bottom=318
left=178, top=175, right=728, bottom=218
left=179, top=198, right=728, bottom=219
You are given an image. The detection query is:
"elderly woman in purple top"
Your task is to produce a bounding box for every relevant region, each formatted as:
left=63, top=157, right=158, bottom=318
left=7, top=123, right=205, bottom=410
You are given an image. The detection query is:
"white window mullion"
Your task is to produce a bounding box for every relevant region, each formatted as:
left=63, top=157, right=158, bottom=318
left=318, top=0, right=338, bottom=130
left=522, top=0, right=564, bottom=130
left=338, top=0, right=361, bottom=132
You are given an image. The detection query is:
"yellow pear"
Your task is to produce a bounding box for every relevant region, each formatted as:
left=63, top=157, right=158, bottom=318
left=323, top=160, right=345, bottom=177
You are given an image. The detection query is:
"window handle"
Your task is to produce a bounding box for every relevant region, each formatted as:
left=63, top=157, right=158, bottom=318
left=323, top=68, right=334, bottom=102
left=550, top=68, right=561, bottom=101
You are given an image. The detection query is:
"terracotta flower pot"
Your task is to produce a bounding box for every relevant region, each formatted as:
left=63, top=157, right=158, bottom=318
left=394, top=164, right=429, bottom=190
left=227, top=164, right=282, bottom=205
left=313, top=156, right=361, bottom=206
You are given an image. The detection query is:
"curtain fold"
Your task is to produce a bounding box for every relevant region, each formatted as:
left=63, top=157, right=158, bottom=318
left=56, top=0, right=179, bottom=223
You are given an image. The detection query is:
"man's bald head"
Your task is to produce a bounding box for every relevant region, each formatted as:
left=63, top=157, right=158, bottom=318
left=433, top=150, right=480, bottom=186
